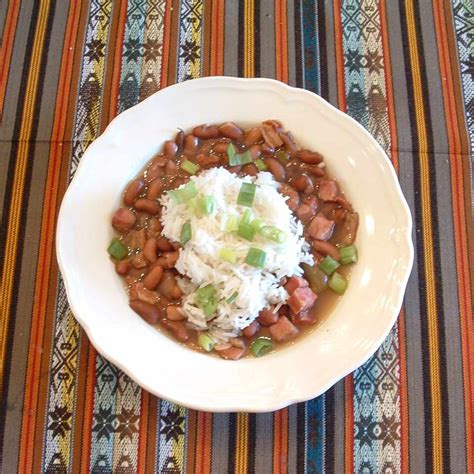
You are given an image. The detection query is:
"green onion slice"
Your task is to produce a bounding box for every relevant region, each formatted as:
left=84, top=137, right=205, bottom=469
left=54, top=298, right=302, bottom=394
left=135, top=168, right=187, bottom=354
left=251, top=218, right=264, bottom=232
left=198, top=333, right=215, bottom=352
left=245, top=248, right=267, bottom=268
left=255, top=158, right=267, bottom=171
left=237, top=182, right=257, bottom=207
left=238, top=222, right=257, bottom=241
left=259, top=225, right=287, bottom=243
left=241, top=208, right=254, bottom=224
left=180, top=220, right=192, bottom=246
left=196, top=284, right=218, bottom=318
left=180, top=159, right=200, bottom=175
left=339, top=244, right=358, bottom=265
left=227, top=143, right=237, bottom=164
left=276, top=150, right=290, bottom=163
left=197, top=195, right=217, bottom=216
left=226, top=292, right=238, bottom=305
left=219, top=247, right=237, bottom=264
left=228, top=144, right=253, bottom=166
left=225, top=214, right=238, bottom=232
left=250, top=337, right=273, bottom=357
left=108, top=238, right=128, bottom=260
left=318, top=255, right=340, bottom=276
left=168, top=181, right=198, bottom=204
left=328, top=272, right=348, bottom=295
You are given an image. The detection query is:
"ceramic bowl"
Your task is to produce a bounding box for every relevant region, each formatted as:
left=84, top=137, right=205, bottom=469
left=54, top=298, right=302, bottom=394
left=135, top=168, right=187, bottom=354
left=56, top=77, right=413, bottom=412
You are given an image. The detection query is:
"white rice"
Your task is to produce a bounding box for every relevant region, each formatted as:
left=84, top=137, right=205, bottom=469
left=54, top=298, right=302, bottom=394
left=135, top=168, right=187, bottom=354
left=159, top=167, right=313, bottom=340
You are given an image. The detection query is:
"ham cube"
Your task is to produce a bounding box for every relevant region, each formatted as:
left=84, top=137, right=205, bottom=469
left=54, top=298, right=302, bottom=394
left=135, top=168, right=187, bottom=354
left=308, top=213, right=335, bottom=241
left=318, top=179, right=339, bottom=201
left=290, top=310, right=317, bottom=326
left=287, top=287, right=318, bottom=314
left=284, top=276, right=308, bottom=295
left=112, top=208, right=136, bottom=233
left=218, top=346, right=247, bottom=360
left=269, top=316, right=299, bottom=342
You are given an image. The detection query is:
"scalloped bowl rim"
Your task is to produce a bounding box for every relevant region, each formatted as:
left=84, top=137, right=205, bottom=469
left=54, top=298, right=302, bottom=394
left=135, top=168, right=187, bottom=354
left=56, top=77, right=413, bottom=412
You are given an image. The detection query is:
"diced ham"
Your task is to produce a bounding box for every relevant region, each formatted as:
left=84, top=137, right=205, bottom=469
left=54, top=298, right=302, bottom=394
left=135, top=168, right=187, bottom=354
left=290, top=310, right=317, bottom=326
left=112, top=208, right=136, bottom=233
left=296, top=196, right=318, bottom=223
left=242, top=321, right=259, bottom=338
left=261, top=123, right=284, bottom=148
left=129, top=282, right=159, bottom=305
left=129, top=300, right=160, bottom=325
left=308, top=213, right=335, bottom=241
left=279, top=184, right=300, bottom=211
left=218, top=346, right=247, bottom=360
left=284, top=276, right=308, bottom=295
left=287, top=287, right=318, bottom=314
left=312, top=240, right=340, bottom=261
left=258, top=308, right=279, bottom=326
left=269, top=316, right=299, bottom=342
left=126, top=228, right=147, bottom=250
left=318, top=179, right=339, bottom=201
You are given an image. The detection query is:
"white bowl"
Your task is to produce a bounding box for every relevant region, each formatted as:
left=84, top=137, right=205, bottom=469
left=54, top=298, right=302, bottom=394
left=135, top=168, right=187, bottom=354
left=56, top=77, right=413, bottom=412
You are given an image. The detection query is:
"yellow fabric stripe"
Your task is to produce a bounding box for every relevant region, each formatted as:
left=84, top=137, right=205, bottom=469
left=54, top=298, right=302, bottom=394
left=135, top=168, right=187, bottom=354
left=405, top=0, right=443, bottom=470
left=244, top=0, right=254, bottom=77
left=235, top=413, right=249, bottom=474
left=0, top=0, right=51, bottom=391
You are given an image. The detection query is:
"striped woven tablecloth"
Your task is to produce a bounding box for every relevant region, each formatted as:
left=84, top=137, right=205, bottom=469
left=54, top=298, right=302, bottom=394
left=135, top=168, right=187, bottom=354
left=1, top=0, right=473, bottom=472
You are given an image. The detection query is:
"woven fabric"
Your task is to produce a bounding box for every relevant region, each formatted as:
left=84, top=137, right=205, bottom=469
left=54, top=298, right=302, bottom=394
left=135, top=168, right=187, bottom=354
left=0, top=0, right=473, bottom=472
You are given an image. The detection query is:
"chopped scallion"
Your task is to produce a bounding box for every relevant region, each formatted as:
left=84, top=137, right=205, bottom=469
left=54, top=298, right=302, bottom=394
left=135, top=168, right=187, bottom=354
left=250, top=337, right=273, bottom=357
left=340, top=244, right=358, bottom=265
left=241, top=208, right=254, bottom=224
left=227, top=143, right=237, bottom=165
left=180, top=220, right=192, bottom=246
left=318, top=255, right=340, bottom=276
left=226, top=292, right=238, bottom=304
left=107, top=238, right=128, bottom=260
left=198, top=333, right=215, bottom=352
left=328, top=272, right=348, bottom=294
left=168, top=181, right=198, bottom=203
left=237, top=150, right=253, bottom=165
left=227, top=144, right=253, bottom=166
left=219, top=247, right=237, bottom=264
left=180, top=159, right=199, bottom=175
left=196, top=284, right=218, bottom=318
left=238, top=221, right=257, bottom=241
left=251, top=218, right=264, bottom=232
left=259, top=225, right=287, bottom=243
left=245, top=247, right=267, bottom=268
left=255, top=158, right=267, bottom=171
left=276, top=150, right=290, bottom=163
left=225, top=214, right=238, bottom=232
left=197, top=195, right=217, bottom=215
left=237, top=182, right=257, bottom=207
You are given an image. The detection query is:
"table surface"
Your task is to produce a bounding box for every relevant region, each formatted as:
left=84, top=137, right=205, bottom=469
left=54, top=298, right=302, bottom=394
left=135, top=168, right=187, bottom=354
left=0, top=0, right=473, bottom=472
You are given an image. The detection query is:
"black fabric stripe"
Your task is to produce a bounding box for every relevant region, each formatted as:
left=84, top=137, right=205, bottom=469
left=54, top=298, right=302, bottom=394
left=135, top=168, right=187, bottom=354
left=237, top=1, right=244, bottom=77
left=227, top=412, right=237, bottom=473
left=317, top=0, right=328, bottom=99
left=296, top=402, right=306, bottom=473
left=253, top=0, right=260, bottom=77
left=293, top=0, right=303, bottom=88
left=398, top=1, right=433, bottom=471
left=324, top=388, right=335, bottom=473
left=413, top=1, right=451, bottom=469
left=0, top=0, right=57, bottom=465
left=247, top=413, right=256, bottom=473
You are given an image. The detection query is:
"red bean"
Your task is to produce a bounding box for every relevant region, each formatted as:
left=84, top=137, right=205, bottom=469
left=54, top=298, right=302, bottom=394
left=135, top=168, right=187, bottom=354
left=230, top=337, right=247, bottom=349
left=183, top=134, right=199, bottom=155
left=196, top=153, right=220, bottom=168
left=156, top=236, right=174, bottom=251
left=143, top=238, right=158, bottom=262
left=218, top=122, right=243, bottom=140
left=263, top=119, right=284, bottom=131
left=115, top=260, right=130, bottom=275
left=162, top=320, right=189, bottom=342
left=292, top=174, right=314, bottom=194
left=228, top=165, right=241, bottom=174
left=163, top=140, right=178, bottom=157
left=175, top=129, right=185, bottom=150
left=299, top=149, right=324, bottom=164
left=130, top=282, right=158, bottom=305
left=143, top=265, right=164, bottom=290
left=130, top=299, right=160, bottom=324
left=304, top=165, right=325, bottom=178
left=265, top=157, right=286, bottom=181
left=243, top=127, right=263, bottom=147
left=156, top=251, right=179, bottom=269
left=242, top=163, right=258, bottom=176
left=147, top=178, right=164, bottom=199
left=112, top=208, right=136, bottom=233
left=132, top=252, right=148, bottom=269
left=260, top=143, right=275, bottom=156
left=124, top=178, right=145, bottom=206
left=165, top=160, right=178, bottom=176
left=166, top=305, right=185, bottom=321
left=261, top=124, right=283, bottom=148
left=134, top=198, right=160, bottom=215
left=193, top=124, right=219, bottom=139
left=146, top=218, right=161, bottom=238
left=171, top=284, right=182, bottom=299
left=217, top=346, right=246, bottom=360
left=213, top=141, right=230, bottom=154
left=280, top=132, right=298, bottom=154
left=312, top=240, right=340, bottom=261
left=146, top=163, right=163, bottom=182
left=248, top=144, right=261, bottom=160
left=242, top=321, right=259, bottom=338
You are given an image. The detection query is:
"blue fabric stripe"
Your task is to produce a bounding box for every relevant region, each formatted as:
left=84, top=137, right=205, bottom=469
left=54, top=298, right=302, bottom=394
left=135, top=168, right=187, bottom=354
left=302, top=0, right=320, bottom=94
left=306, top=395, right=325, bottom=472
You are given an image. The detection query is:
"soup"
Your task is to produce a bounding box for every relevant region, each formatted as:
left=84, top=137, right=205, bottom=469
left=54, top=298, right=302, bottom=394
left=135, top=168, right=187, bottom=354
left=108, top=120, right=359, bottom=360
